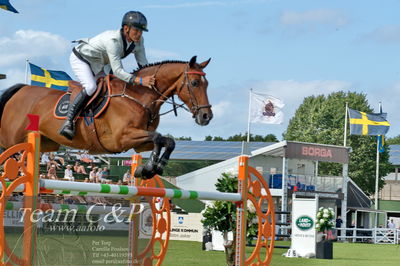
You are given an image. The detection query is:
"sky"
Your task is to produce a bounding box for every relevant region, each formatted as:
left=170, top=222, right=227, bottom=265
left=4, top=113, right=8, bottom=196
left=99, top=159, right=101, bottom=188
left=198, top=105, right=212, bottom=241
left=1, top=0, right=400, bottom=141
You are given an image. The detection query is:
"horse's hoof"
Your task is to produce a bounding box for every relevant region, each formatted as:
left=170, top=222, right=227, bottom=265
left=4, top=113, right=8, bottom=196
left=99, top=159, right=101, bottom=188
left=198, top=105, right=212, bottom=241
left=134, top=165, right=155, bottom=180
left=143, top=169, right=156, bottom=180
left=155, top=164, right=164, bottom=176
left=134, top=166, right=144, bottom=178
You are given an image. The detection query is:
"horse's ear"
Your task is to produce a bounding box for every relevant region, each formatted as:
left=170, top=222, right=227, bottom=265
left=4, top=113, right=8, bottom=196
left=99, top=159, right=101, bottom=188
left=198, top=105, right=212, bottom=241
left=199, top=58, right=211, bottom=69
left=189, top=56, right=197, bottom=68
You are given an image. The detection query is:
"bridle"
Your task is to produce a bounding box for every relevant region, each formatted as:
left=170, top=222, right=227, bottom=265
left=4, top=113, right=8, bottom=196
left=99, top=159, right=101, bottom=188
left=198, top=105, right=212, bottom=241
left=108, top=63, right=211, bottom=127
left=175, top=65, right=212, bottom=117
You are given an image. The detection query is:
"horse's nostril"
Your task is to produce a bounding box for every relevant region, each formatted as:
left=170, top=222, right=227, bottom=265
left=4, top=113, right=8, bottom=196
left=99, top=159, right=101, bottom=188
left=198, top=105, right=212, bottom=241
left=202, top=113, right=209, bottom=120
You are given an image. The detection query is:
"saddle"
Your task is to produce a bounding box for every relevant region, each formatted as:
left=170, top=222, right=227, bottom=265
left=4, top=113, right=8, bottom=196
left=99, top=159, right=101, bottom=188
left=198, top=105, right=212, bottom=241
left=54, top=76, right=111, bottom=121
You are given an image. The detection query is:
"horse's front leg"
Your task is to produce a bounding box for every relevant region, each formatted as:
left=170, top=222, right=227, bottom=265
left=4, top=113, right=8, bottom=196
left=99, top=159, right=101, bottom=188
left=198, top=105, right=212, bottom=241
left=141, top=132, right=163, bottom=179
left=154, top=136, right=175, bottom=176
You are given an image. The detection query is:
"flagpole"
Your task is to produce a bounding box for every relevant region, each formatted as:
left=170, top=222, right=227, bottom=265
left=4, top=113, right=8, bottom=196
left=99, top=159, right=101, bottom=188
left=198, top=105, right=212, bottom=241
left=374, top=102, right=382, bottom=210
left=246, top=89, right=253, bottom=142
left=343, top=102, right=348, bottom=147
left=25, top=59, right=29, bottom=84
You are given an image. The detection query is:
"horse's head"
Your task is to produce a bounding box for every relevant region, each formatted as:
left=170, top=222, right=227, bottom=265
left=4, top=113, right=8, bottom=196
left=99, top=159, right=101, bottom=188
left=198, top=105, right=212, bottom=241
left=176, top=56, right=213, bottom=126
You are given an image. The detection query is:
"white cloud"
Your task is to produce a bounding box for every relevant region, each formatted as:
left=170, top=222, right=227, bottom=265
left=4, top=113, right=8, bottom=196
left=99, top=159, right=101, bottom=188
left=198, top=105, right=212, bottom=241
left=212, top=101, right=231, bottom=117
left=0, top=68, right=26, bottom=89
left=361, top=25, right=400, bottom=44
left=252, top=80, right=351, bottom=102
left=280, top=9, right=349, bottom=34
left=0, top=30, right=70, bottom=67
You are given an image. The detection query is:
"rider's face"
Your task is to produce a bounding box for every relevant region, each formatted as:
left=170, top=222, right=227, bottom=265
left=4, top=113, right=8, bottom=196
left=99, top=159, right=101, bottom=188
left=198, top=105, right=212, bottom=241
left=124, top=26, right=142, bottom=42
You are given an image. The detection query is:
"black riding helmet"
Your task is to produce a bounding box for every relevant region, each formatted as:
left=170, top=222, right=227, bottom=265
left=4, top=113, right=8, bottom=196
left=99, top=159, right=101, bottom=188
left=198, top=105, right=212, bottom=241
left=122, top=11, right=148, bottom=32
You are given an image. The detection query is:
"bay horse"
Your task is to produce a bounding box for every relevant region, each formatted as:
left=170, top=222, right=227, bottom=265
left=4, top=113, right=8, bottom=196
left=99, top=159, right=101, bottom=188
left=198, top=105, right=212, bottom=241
left=0, top=56, right=213, bottom=179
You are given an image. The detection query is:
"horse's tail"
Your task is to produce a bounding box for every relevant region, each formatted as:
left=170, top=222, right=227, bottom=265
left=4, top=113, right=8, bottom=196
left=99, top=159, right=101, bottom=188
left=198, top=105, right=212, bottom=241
left=0, top=83, right=27, bottom=127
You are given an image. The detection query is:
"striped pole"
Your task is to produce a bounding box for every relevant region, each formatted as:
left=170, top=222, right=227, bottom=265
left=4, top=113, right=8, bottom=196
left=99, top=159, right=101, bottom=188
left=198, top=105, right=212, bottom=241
left=40, top=179, right=242, bottom=202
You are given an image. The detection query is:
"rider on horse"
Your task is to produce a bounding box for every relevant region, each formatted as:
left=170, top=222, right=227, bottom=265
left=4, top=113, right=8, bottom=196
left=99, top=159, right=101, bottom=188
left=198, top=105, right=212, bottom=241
left=59, top=11, right=156, bottom=140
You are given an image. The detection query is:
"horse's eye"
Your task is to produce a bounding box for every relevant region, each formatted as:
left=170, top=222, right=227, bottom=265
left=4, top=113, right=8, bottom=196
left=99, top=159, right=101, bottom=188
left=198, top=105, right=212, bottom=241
left=191, top=80, right=200, bottom=87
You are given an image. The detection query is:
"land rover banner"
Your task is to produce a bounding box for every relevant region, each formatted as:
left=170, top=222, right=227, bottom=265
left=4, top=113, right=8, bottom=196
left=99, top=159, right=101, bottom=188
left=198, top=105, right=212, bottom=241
left=290, top=196, right=318, bottom=257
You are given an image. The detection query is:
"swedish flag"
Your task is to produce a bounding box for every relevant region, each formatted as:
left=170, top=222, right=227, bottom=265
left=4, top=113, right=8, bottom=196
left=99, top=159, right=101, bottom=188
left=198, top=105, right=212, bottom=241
left=348, top=108, right=390, bottom=136
left=0, top=0, right=18, bottom=13
left=30, top=63, right=72, bottom=91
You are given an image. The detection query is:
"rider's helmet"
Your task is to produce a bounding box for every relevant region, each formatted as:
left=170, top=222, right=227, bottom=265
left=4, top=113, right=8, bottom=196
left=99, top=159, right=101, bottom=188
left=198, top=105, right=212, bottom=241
left=122, top=11, right=148, bottom=32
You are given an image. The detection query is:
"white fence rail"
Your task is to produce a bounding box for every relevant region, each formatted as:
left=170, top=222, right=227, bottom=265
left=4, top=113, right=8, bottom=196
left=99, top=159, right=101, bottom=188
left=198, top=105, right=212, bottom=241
left=337, top=228, right=399, bottom=244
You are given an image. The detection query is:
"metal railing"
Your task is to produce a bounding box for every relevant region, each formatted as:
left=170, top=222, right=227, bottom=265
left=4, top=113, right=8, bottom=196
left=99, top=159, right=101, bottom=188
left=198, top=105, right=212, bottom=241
left=336, top=228, right=400, bottom=244
left=287, top=174, right=343, bottom=192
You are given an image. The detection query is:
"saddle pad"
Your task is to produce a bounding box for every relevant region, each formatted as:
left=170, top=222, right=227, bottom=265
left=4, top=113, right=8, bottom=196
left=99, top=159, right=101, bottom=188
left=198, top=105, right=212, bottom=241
left=54, top=91, right=109, bottom=120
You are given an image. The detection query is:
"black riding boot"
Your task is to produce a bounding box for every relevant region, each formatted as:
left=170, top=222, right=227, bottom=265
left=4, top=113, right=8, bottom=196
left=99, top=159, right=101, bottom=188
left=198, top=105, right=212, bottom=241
left=59, top=90, right=89, bottom=140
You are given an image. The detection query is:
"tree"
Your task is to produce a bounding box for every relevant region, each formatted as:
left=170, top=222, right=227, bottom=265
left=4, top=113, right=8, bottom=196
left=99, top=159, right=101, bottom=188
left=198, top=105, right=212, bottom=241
left=202, top=173, right=257, bottom=266
left=164, top=133, right=192, bottom=140
left=386, top=135, right=400, bottom=145
left=204, top=133, right=279, bottom=142
left=283, top=91, right=391, bottom=195
left=175, top=136, right=192, bottom=140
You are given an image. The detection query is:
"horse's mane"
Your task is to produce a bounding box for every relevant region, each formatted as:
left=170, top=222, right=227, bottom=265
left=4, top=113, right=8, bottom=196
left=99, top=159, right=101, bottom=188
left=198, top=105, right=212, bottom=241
left=133, top=60, right=188, bottom=75
left=0, top=84, right=26, bottom=126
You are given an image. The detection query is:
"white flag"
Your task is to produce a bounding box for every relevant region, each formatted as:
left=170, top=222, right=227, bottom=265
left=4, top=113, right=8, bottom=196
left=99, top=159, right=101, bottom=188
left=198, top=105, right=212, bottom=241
left=250, top=92, right=284, bottom=124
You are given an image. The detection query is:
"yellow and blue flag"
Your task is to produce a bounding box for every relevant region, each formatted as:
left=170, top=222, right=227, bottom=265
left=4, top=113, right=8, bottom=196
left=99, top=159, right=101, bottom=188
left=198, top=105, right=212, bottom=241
left=0, top=0, right=18, bottom=13
left=30, top=63, right=72, bottom=91
left=348, top=108, right=390, bottom=136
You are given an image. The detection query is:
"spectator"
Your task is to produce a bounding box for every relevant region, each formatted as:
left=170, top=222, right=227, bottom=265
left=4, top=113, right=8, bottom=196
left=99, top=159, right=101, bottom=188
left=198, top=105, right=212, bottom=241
left=64, top=165, right=75, bottom=181
left=89, top=167, right=98, bottom=182
left=74, top=161, right=87, bottom=174
left=96, top=168, right=103, bottom=182
left=99, top=167, right=109, bottom=182
left=49, top=152, right=65, bottom=167
left=80, top=151, right=95, bottom=163
left=47, top=164, right=58, bottom=180
left=41, top=153, right=50, bottom=165
left=76, top=151, right=83, bottom=161
left=336, top=215, right=343, bottom=238
left=123, top=170, right=131, bottom=184
left=388, top=219, right=396, bottom=229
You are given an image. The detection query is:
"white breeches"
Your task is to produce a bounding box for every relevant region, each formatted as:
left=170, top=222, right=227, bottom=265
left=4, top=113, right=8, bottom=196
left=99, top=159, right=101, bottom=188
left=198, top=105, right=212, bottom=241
left=69, top=52, right=97, bottom=96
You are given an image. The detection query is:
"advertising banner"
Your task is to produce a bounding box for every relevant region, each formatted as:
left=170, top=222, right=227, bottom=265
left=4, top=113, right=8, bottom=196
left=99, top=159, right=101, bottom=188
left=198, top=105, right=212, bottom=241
left=170, top=213, right=203, bottom=242
left=290, top=196, right=318, bottom=257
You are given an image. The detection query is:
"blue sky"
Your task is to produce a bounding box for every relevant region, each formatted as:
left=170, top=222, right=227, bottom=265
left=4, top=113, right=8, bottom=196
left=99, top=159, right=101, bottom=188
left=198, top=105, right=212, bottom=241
left=1, top=0, right=399, bottom=141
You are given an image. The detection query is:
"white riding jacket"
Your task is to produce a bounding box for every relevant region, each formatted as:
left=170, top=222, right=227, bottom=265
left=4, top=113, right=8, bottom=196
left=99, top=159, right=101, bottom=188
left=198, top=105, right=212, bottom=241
left=73, top=29, right=148, bottom=83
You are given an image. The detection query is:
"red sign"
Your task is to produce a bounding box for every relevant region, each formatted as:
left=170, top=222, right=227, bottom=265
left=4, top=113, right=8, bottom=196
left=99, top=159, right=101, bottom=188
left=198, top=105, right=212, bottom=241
left=301, top=146, right=332, bottom=158
left=286, top=142, right=349, bottom=163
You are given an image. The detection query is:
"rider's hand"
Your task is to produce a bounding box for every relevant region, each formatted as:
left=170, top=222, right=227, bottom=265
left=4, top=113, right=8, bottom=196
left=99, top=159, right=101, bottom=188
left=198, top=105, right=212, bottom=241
left=135, top=75, right=155, bottom=88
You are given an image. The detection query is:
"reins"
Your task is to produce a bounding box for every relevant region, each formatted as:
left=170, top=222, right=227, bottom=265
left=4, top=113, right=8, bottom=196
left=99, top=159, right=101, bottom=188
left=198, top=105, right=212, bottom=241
left=107, top=62, right=211, bottom=127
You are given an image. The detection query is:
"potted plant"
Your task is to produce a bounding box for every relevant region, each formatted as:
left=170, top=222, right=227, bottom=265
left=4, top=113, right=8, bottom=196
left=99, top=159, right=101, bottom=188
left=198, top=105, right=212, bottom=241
left=315, top=207, right=334, bottom=259
left=202, top=173, right=257, bottom=266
